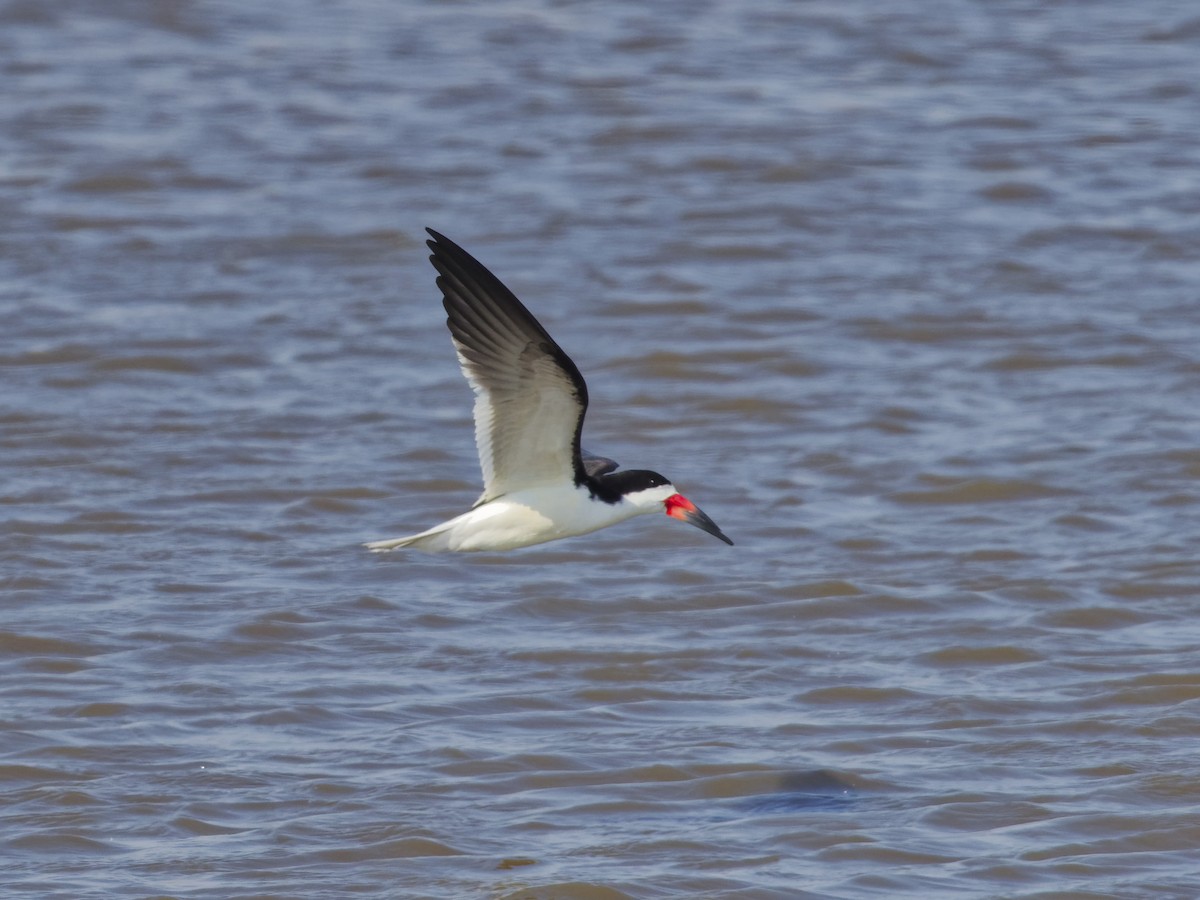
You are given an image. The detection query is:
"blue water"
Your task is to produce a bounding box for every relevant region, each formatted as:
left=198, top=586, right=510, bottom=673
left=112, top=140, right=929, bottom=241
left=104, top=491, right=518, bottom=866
left=4, top=2, right=1200, bottom=897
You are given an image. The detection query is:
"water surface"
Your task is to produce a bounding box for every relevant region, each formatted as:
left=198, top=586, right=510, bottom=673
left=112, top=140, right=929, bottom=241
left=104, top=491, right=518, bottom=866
left=4, top=1, right=1200, bottom=897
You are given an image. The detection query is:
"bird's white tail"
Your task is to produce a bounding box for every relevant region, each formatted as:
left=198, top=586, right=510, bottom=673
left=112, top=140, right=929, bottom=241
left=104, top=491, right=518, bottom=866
left=364, top=535, right=419, bottom=552
left=364, top=520, right=455, bottom=553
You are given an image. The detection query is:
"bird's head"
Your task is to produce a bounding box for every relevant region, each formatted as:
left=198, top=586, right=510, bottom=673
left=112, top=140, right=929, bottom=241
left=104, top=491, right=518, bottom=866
left=616, top=470, right=734, bottom=546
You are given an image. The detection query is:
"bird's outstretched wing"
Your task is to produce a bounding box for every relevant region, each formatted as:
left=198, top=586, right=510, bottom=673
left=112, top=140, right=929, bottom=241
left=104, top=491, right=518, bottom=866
left=427, top=228, right=590, bottom=503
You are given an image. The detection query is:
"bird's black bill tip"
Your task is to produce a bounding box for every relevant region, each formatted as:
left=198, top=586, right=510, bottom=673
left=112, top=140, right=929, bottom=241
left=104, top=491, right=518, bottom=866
left=665, top=494, right=733, bottom=546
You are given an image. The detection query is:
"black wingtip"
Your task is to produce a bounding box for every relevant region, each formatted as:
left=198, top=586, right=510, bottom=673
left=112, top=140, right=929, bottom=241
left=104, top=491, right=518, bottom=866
left=425, top=227, right=448, bottom=254
left=426, top=229, right=483, bottom=272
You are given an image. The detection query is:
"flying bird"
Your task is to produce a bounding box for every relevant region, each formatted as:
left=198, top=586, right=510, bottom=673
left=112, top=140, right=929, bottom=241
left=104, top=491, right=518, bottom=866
left=366, top=229, right=733, bottom=553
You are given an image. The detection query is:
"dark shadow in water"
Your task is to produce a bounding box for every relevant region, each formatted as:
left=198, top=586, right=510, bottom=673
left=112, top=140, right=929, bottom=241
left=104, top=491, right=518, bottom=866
left=742, top=769, right=861, bottom=813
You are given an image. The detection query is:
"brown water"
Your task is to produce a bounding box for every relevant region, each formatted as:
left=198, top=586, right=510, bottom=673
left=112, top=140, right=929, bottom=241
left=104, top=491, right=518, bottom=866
left=4, top=2, right=1200, bottom=898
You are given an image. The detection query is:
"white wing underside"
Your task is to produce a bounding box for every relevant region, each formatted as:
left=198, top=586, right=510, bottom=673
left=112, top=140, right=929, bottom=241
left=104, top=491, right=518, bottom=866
left=456, top=338, right=583, bottom=504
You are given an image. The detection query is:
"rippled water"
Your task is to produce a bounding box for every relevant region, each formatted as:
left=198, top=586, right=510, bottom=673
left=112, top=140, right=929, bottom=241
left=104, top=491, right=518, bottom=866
left=4, top=1, right=1200, bottom=897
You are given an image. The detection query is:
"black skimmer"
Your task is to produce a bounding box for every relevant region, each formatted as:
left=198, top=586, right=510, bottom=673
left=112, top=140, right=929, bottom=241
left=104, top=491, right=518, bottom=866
left=365, top=229, right=733, bottom=553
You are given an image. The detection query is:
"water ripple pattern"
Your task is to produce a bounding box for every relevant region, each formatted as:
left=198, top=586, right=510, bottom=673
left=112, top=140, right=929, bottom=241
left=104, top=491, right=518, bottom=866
left=3, top=1, right=1199, bottom=897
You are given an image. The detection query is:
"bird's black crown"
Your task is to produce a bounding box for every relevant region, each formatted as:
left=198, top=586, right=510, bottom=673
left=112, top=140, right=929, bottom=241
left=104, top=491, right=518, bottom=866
left=589, top=468, right=672, bottom=503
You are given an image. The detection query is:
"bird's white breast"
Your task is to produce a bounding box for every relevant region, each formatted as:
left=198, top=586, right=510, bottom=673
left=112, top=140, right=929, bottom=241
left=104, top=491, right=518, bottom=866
left=438, top=484, right=650, bottom=552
